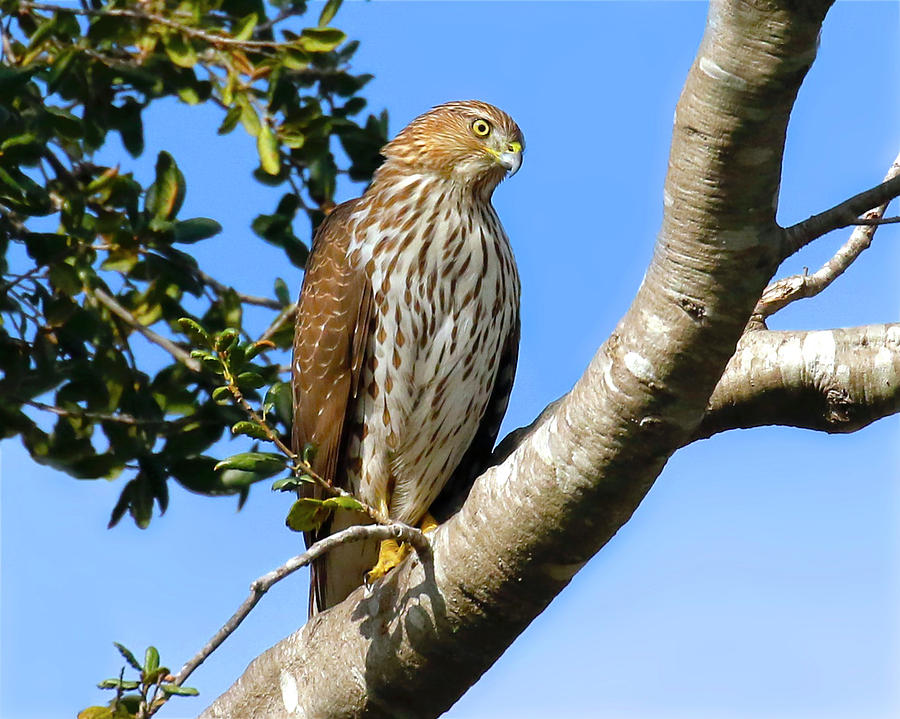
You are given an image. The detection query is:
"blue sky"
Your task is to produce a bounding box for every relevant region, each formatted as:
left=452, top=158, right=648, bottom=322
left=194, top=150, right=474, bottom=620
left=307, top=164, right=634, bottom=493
left=2, top=2, right=899, bottom=718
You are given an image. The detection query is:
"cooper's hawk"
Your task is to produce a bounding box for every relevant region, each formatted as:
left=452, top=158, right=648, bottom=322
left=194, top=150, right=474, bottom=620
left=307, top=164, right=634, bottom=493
left=293, top=100, right=524, bottom=614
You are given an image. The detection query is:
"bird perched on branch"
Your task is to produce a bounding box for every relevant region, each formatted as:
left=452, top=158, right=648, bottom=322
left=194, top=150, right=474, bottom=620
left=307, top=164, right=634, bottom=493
left=293, top=100, right=524, bottom=614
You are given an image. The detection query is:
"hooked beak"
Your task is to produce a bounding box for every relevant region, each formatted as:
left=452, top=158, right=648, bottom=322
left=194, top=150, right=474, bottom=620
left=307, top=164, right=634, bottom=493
left=497, top=140, right=523, bottom=176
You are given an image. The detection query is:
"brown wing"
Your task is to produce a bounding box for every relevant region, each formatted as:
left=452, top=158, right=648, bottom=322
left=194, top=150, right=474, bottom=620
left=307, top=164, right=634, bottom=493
left=292, top=199, right=373, bottom=614
left=431, top=314, right=521, bottom=522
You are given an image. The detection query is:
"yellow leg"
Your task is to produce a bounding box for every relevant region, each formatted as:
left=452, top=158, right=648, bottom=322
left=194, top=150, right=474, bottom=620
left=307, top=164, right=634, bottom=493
left=367, top=538, right=410, bottom=583
left=366, top=512, right=440, bottom=584
left=419, top=511, right=439, bottom=534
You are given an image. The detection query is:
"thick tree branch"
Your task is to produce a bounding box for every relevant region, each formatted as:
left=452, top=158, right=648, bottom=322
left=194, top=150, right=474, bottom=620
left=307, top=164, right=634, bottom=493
left=696, top=324, right=900, bottom=439
left=201, top=1, right=841, bottom=717
left=754, top=150, right=900, bottom=322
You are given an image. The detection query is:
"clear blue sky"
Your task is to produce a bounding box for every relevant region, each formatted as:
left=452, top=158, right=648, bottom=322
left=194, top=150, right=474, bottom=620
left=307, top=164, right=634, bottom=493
left=2, top=2, right=899, bottom=718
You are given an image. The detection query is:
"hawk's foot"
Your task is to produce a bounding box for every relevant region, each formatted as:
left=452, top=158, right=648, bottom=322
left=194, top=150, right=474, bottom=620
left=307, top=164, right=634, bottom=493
left=366, top=538, right=411, bottom=583
left=419, top=511, right=439, bottom=534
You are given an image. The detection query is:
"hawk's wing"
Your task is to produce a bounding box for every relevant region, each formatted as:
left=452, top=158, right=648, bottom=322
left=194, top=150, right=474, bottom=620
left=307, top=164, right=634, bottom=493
left=431, top=313, right=521, bottom=521
left=292, top=199, right=373, bottom=615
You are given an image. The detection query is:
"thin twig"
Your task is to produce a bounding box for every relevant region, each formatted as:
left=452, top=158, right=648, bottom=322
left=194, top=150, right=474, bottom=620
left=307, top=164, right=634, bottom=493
left=782, top=164, right=900, bottom=257
left=173, top=523, right=430, bottom=686
left=841, top=215, right=900, bottom=227
left=221, top=372, right=379, bottom=519
left=754, top=150, right=900, bottom=323
left=91, top=288, right=202, bottom=372
left=194, top=266, right=282, bottom=309
left=257, top=302, right=296, bottom=343
left=18, top=2, right=283, bottom=50
left=22, top=398, right=142, bottom=424
left=0, top=265, right=46, bottom=293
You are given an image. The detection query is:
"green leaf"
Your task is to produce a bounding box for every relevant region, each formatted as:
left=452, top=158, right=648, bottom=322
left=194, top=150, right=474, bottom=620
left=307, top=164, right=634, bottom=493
left=218, top=105, right=241, bottom=135
left=263, top=381, right=292, bottom=425
left=97, top=678, right=140, bottom=690
left=145, top=152, right=185, bottom=221
left=298, top=27, right=346, bottom=53
left=302, top=442, right=318, bottom=465
left=49, top=263, right=82, bottom=296
left=113, top=642, right=143, bottom=672
left=77, top=707, right=114, bottom=719
left=214, top=327, right=239, bottom=354
left=231, top=421, right=269, bottom=440
left=163, top=32, right=197, bottom=68
left=271, top=476, right=301, bottom=492
left=274, top=277, right=290, bottom=306
left=278, top=128, right=305, bottom=149
left=257, top=125, right=280, bottom=175
left=233, top=12, right=258, bottom=42
left=318, top=0, right=343, bottom=27
left=160, top=684, right=199, bottom=696
left=237, top=96, right=261, bottom=137
left=236, top=371, right=265, bottom=388
left=220, top=467, right=270, bottom=488
left=322, top=495, right=365, bottom=512
left=214, top=452, right=286, bottom=477
left=173, top=218, right=222, bottom=243
left=144, top=646, right=160, bottom=676
left=176, top=318, right=210, bottom=347
left=212, top=385, right=232, bottom=404
left=285, top=497, right=330, bottom=532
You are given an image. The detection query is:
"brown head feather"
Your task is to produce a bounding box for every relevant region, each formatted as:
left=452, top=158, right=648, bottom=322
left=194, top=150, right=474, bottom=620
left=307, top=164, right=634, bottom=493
left=377, top=100, right=524, bottom=193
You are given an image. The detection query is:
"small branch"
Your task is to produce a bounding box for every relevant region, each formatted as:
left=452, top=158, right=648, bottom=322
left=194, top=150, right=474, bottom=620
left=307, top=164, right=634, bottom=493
left=173, top=523, right=429, bottom=686
left=22, top=398, right=141, bottom=424
left=18, top=2, right=283, bottom=50
left=193, top=265, right=282, bottom=309
left=257, top=302, right=296, bottom=343
left=843, top=215, right=900, bottom=227
left=754, top=150, right=900, bottom=323
left=782, top=156, right=900, bottom=257
left=91, top=288, right=201, bottom=372
left=0, top=265, right=46, bottom=293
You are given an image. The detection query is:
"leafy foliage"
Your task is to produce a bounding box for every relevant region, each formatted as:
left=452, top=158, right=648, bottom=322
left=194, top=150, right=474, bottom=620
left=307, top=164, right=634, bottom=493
left=0, top=0, right=388, bottom=527
left=78, top=642, right=198, bottom=718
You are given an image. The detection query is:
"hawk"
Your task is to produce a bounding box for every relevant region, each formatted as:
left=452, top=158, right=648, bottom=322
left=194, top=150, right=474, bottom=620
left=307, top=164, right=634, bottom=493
left=292, top=100, right=524, bottom=614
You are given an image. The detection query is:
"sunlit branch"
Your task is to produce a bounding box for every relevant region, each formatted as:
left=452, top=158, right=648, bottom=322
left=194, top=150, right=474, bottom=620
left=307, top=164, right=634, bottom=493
left=90, top=288, right=202, bottom=372
left=173, top=523, right=430, bottom=687
left=753, top=150, right=900, bottom=324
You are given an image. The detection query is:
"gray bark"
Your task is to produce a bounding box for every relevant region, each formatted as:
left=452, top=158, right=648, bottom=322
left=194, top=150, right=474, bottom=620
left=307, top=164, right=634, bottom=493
left=697, top=324, right=900, bottom=438
left=200, top=1, right=900, bottom=717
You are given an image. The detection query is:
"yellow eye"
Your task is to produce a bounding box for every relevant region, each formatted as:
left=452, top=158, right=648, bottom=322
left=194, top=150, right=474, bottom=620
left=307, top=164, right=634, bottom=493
left=471, top=119, right=492, bottom=137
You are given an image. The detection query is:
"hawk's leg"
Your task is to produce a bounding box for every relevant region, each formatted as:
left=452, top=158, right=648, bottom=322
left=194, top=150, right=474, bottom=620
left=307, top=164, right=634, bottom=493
left=366, top=512, right=439, bottom=583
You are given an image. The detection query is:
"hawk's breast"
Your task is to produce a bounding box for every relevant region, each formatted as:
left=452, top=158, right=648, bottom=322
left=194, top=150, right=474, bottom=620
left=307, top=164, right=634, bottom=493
left=344, top=174, right=520, bottom=524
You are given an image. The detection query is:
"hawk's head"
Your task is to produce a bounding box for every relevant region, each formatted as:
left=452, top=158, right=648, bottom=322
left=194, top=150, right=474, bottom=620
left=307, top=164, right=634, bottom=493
left=380, top=100, right=524, bottom=191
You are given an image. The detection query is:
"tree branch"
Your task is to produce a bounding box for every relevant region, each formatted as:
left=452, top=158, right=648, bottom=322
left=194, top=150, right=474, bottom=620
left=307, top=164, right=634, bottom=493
left=754, top=149, right=900, bottom=323
left=18, top=2, right=283, bottom=51
left=174, top=523, right=429, bottom=690
left=695, top=324, right=900, bottom=440
left=91, top=288, right=201, bottom=373
left=200, top=2, right=841, bottom=717
left=782, top=173, right=900, bottom=258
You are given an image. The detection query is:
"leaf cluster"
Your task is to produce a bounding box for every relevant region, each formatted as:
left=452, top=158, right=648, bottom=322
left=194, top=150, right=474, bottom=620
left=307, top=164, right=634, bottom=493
left=79, top=643, right=198, bottom=719
left=0, top=0, right=387, bottom=526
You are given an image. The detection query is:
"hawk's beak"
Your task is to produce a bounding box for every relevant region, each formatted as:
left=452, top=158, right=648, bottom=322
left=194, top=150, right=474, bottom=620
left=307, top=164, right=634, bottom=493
left=497, top=141, right=523, bottom=176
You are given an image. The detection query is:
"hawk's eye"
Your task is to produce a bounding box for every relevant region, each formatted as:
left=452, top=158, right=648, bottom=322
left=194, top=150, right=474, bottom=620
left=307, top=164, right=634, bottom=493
left=471, top=119, right=492, bottom=138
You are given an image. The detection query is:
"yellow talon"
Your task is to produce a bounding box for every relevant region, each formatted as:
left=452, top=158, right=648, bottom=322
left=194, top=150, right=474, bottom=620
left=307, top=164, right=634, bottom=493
left=366, top=538, right=410, bottom=583
left=419, top=511, right=439, bottom=534
left=366, top=513, right=440, bottom=584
